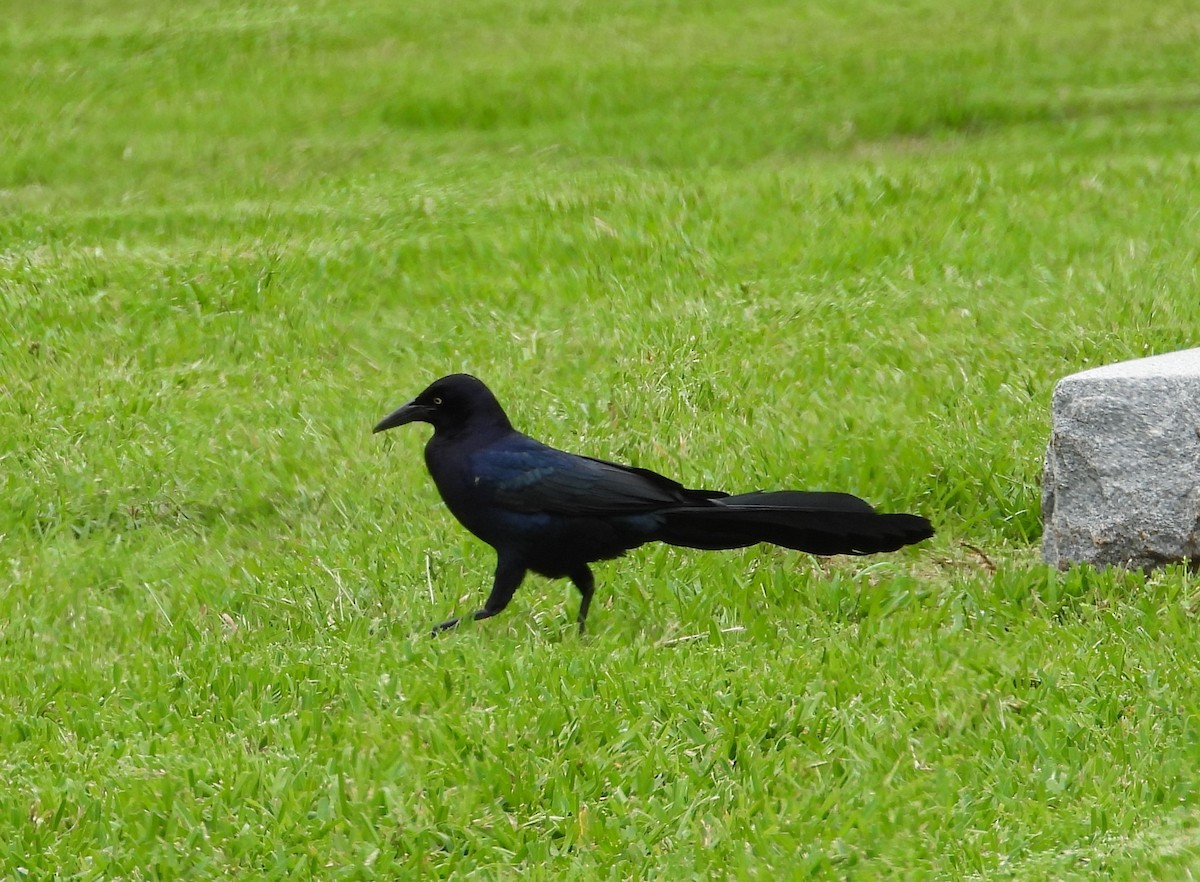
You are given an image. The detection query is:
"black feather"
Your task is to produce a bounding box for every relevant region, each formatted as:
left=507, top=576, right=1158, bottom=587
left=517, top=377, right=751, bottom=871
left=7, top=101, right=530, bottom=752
left=376, top=374, right=935, bottom=633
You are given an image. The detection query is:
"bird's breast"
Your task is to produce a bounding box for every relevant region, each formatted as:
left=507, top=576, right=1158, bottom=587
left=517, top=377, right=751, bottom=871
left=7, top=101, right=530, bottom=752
left=423, top=439, right=522, bottom=543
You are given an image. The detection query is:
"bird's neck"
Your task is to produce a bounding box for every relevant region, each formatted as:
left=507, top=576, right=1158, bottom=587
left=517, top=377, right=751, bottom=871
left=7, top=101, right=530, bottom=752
left=431, top=415, right=514, bottom=447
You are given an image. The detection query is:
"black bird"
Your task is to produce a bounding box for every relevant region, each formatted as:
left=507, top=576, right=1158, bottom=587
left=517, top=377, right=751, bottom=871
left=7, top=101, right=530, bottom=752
left=374, top=374, right=933, bottom=634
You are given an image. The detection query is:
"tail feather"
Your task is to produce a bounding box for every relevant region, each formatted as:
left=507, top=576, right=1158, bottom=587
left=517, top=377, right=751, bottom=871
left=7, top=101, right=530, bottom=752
left=656, top=490, right=934, bottom=556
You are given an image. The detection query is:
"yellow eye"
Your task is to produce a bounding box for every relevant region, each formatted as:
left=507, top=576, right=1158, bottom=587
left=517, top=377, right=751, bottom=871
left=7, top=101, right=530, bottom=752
left=432, top=397, right=443, bottom=405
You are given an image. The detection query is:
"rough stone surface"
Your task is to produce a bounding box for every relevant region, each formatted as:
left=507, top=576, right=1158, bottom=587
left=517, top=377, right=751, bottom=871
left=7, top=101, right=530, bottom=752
left=1042, top=348, right=1200, bottom=569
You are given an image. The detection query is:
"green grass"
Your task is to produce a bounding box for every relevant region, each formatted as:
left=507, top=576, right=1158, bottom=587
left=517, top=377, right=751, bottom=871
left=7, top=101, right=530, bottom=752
left=4, top=0, right=1200, bottom=877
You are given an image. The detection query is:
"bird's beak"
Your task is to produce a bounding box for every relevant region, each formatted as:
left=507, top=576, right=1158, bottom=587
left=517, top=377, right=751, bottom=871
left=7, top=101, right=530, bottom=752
left=373, top=400, right=431, bottom=433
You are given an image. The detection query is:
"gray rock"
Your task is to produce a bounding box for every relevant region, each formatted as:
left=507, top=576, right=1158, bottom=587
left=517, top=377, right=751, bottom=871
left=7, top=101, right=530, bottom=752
left=1042, top=348, right=1200, bottom=569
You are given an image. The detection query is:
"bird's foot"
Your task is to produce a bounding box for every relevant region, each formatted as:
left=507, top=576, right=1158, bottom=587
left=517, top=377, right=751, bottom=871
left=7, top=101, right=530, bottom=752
left=431, top=607, right=503, bottom=636
left=431, top=616, right=463, bottom=635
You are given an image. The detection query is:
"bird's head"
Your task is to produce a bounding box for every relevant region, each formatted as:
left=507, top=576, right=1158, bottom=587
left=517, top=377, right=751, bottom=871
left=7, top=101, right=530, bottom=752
left=373, top=373, right=512, bottom=437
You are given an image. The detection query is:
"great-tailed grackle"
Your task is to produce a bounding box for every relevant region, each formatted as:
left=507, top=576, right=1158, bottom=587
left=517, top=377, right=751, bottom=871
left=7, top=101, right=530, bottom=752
left=374, top=374, right=933, bottom=634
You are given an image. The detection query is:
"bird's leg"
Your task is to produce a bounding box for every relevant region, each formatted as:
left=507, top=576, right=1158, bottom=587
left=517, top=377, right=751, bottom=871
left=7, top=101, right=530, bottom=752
left=431, top=556, right=526, bottom=636
left=568, top=565, right=595, bottom=634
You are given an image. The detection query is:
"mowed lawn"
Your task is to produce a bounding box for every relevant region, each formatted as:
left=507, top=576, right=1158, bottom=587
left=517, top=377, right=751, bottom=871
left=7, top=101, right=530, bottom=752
left=4, top=0, right=1200, bottom=877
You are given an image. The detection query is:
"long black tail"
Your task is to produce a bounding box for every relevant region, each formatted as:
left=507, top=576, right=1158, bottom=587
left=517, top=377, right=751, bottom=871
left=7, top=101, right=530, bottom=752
left=655, top=491, right=934, bottom=556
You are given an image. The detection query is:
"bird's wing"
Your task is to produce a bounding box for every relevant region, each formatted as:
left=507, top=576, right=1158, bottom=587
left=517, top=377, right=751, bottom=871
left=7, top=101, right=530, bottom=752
left=472, top=440, right=719, bottom=515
